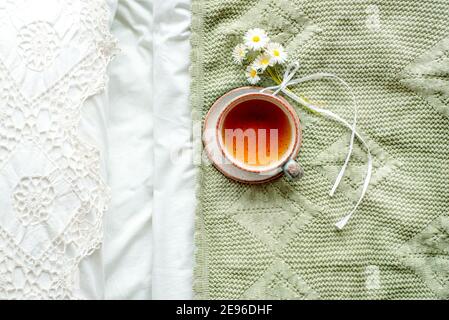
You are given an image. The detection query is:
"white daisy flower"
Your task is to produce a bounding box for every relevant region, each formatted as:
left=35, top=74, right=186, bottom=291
left=253, top=53, right=273, bottom=71
left=244, top=28, right=269, bottom=50
left=246, top=66, right=260, bottom=84
left=266, top=42, right=288, bottom=64
left=232, top=44, right=247, bottom=64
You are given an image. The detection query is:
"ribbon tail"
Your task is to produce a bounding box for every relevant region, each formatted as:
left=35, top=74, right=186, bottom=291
left=330, top=109, right=356, bottom=197
left=335, top=214, right=352, bottom=230
left=280, top=83, right=371, bottom=229
left=335, top=149, right=373, bottom=229
left=266, top=67, right=373, bottom=230
left=292, top=73, right=357, bottom=198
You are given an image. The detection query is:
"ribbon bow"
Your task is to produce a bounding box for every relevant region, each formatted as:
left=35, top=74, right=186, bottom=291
left=261, top=62, right=373, bottom=230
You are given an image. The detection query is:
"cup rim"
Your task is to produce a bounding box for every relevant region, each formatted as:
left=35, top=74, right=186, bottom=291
left=216, top=91, right=301, bottom=174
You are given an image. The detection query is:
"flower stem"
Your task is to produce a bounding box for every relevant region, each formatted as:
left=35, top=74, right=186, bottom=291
left=265, top=66, right=319, bottom=115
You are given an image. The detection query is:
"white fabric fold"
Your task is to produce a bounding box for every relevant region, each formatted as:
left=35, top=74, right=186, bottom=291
left=103, top=0, right=195, bottom=300
left=104, top=0, right=154, bottom=299
left=152, top=0, right=195, bottom=299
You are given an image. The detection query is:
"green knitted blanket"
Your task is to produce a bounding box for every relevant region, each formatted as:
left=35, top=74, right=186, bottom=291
left=191, top=0, right=449, bottom=299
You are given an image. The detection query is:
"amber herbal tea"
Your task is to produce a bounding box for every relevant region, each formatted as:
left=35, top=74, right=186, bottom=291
left=222, top=98, right=292, bottom=168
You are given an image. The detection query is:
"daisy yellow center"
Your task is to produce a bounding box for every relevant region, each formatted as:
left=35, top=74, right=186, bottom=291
left=239, top=50, right=245, bottom=57
left=273, top=49, right=280, bottom=57
left=252, top=35, right=260, bottom=43
left=250, top=69, right=257, bottom=78
left=261, top=57, right=269, bottom=65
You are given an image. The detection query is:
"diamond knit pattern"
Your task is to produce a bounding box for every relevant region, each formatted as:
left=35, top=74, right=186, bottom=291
left=191, top=0, right=449, bottom=299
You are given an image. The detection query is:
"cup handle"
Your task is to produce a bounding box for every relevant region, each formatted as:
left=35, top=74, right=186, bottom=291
left=283, top=160, right=304, bottom=181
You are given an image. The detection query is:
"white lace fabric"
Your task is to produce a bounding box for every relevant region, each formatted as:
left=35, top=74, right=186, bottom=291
left=0, top=0, right=116, bottom=299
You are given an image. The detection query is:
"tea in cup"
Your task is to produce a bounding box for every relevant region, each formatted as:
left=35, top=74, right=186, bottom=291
left=216, top=91, right=303, bottom=180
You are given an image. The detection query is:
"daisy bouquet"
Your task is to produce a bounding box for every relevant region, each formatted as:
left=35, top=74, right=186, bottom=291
left=233, top=28, right=288, bottom=85
left=233, top=28, right=317, bottom=115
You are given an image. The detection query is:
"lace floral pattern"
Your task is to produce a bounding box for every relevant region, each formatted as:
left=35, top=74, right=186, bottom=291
left=0, top=0, right=116, bottom=299
left=17, top=21, right=61, bottom=72
left=13, top=176, right=56, bottom=226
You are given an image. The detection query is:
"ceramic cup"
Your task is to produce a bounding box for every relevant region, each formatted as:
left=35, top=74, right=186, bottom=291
left=216, top=91, right=304, bottom=180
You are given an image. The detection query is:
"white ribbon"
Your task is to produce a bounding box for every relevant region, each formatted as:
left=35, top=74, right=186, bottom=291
left=261, top=62, right=373, bottom=230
